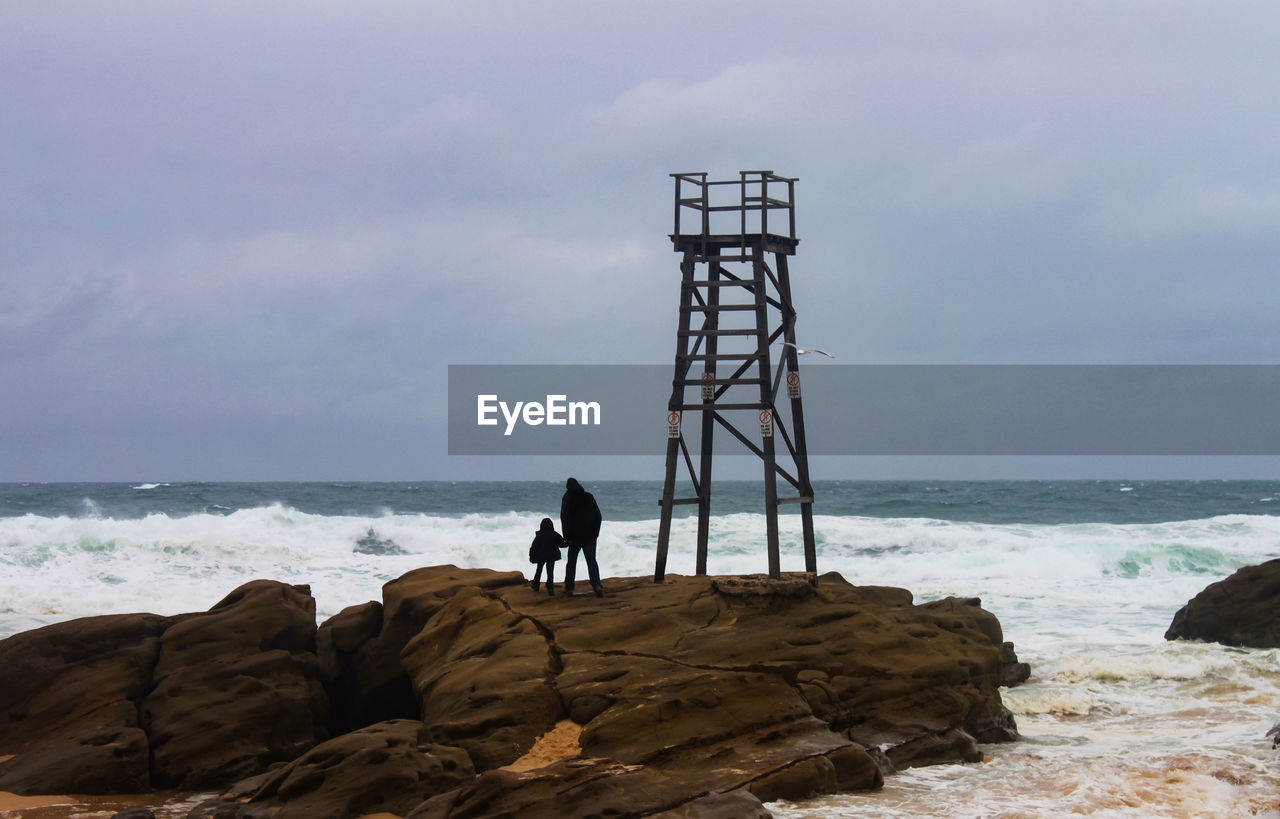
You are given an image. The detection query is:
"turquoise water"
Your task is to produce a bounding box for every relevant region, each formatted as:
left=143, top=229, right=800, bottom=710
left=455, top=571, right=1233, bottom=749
left=4, top=479, right=1279, bottom=523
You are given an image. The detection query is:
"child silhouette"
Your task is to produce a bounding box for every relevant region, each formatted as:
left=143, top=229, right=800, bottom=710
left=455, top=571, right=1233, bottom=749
left=528, top=517, right=564, bottom=596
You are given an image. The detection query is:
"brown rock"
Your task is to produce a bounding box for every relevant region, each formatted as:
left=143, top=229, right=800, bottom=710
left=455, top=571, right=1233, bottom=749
left=554, top=647, right=856, bottom=805
left=188, top=719, right=474, bottom=819
left=405, top=569, right=1015, bottom=815
left=1165, top=559, right=1280, bottom=647
left=1000, top=641, right=1031, bottom=687
left=405, top=758, right=771, bottom=819
left=746, top=755, right=838, bottom=803
left=825, top=744, right=884, bottom=791
left=406, top=745, right=833, bottom=818
left=0, top=612, right=170, bottom=794
left=402, top=586, right=563, bottom=770
left=648, top=790, right=772, bottom=819
left=558, top=653, right=828, bottom=764
left=316, top=600, right=383, bottom=734
left=920, top=596, right=1004, bottom=646
left=885, top=727, right=983, bottom=770
left=342, top=566, right=526, bottom=731
left=141, top=580, right=328, bottom=789
left=0, top=563, right=1019, bottom=814
left=507, top=572, right=1015, bottom=755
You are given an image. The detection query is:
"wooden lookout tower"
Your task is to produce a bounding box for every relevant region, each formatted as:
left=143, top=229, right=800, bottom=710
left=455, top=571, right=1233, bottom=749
left=655, top=171, right=818, bottom=582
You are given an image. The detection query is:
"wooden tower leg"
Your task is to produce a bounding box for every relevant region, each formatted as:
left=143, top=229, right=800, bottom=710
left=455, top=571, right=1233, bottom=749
left=695, top=414, right=713, bottom=575
left=655, top=434, right=680, bottom=583
left=777, top=255, right=817, bottom=573
left=695, top=261, right=719, bottom=575
left=656, top=250, right=697, bottom=582
left=753, top=252, right=781, bottom=579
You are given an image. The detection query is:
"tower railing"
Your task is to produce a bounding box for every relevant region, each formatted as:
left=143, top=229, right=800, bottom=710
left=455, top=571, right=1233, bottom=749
left=671, top=171, right=797, bottom=249
left=656, top=170, right=816, bottom=583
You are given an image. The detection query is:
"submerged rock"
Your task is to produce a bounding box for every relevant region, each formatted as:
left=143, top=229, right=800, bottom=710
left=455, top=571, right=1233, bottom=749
left=1165, top=559, right=1280, bottom=648
left=354, top=527, right=408, bottom=556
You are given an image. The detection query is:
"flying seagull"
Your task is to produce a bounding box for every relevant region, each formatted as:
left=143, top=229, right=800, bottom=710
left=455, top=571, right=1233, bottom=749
left=781, top=342, right=835, bottom=358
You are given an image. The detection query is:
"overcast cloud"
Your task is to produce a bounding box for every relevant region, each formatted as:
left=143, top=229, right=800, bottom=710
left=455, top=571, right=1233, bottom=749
left=4, top=1, right=1280, bottom=481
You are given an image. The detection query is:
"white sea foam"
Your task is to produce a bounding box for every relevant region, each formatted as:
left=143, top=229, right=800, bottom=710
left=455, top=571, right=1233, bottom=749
left=1002, top=685, right=1095, bottom=717
left=1049, top=642, right=1254, bottom=685
left=771, top=631, right=1280, bottom=817
left=772, top=635, right=1280, bottom=816
left=2, top=509, right=1279, bottom=639
left=770, top=745, right=1280, bottom=818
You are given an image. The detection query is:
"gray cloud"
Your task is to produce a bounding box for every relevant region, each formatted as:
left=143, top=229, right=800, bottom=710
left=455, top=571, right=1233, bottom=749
left=3, top=1, right=1280, bottom=480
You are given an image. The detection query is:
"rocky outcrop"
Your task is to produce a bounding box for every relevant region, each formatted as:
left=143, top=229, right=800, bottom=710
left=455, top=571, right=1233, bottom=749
left=388, top=570, right=1013, bottom=817
left=650, top=789, right=773, bottom=818
left=402, top=586, right=563, bottom=770
left=188, top=719, right=474, bottom=819
left=0, top=612, right=169, bottom=793
left=0, top=580, right=327, bottom=795
left=321, top=567, right=526, bottom=733
left=1000, top=641, right=1031, bottom=687
left=0, top=566, right=1021, bottom=817
left=142, top=580, right=328, bottom=789
left=1165, top=559, right=1280, bottom=647
left=315, top=599, right=384, bottom=734
left=404, top=760, right=782, bottom=819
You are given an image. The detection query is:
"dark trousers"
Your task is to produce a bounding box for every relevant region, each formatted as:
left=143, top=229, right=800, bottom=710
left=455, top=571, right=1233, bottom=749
left=564, top=540, right=600, bottom=592
left=532, top=561, right=555, bottom=586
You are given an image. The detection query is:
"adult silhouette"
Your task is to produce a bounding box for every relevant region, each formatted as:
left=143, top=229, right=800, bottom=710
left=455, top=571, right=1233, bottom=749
left=560, top=477, right=603, bottom=597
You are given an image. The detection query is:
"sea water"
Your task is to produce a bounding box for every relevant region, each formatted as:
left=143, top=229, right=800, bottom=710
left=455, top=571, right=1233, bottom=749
left=1, top=480, right=1278, bottom=816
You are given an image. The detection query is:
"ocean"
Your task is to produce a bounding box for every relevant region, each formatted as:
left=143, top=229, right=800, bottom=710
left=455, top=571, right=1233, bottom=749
left=2, top=480, right=1278, bottom=816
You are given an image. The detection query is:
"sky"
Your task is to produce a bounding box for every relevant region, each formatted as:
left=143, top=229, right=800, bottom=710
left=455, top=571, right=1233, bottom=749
left=3, top=1, right=1280, bottom=481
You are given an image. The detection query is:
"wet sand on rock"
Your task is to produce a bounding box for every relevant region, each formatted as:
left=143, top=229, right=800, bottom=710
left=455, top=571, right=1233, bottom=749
left=501, top=719, right=585, bottom=772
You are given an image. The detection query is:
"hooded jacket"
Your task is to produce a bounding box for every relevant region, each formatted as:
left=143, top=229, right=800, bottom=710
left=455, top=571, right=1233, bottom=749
left=560, top=478, right=602, bottom=543
left=529, top=517, right=564, bottom=563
